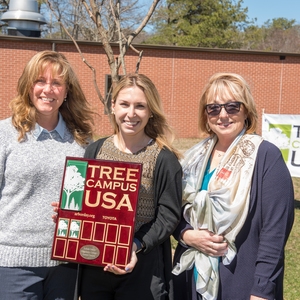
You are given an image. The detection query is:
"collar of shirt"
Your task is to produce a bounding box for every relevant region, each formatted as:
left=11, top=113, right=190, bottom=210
left=32, top=113, right=67, bottom=140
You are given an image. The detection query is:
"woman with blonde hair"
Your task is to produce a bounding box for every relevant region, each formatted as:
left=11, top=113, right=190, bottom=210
left=172, top=73, right=294, bottom=300
left=80, top=73, right=182, bottom=300
left=10, top=50, right=94, bottom=145
left=0, top=50, right=94, bottom=299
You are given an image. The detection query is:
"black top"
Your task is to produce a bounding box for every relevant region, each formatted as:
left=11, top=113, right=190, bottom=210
left=84, top=137, right=183, bottom=299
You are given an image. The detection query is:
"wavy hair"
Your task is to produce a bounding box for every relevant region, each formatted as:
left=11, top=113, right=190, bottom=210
left=198, top=72, right=258, bottom=136
left=110, top=73, right=182, bottom=159
left=10, top=50, right=95, bottom=145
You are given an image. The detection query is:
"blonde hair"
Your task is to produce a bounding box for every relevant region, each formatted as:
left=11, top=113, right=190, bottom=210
left=10, top=50, right=94, bottom=145
left=198, top=72, right=257, bottom=136
left=110, top=73, right=182, bottom=158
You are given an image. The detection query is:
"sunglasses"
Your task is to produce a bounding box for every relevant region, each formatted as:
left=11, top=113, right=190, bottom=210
left=205, top=102, right=242, bottom=116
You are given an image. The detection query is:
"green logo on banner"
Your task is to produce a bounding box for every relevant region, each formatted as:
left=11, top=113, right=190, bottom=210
left=268, top=124, right=291, bottom=162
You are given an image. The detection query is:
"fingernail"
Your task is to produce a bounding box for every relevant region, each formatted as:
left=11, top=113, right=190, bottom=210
left=125, top=267, right=130, bottom=272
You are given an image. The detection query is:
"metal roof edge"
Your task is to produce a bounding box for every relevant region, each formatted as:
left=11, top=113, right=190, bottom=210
left=0, top=35, right=299, bottom=57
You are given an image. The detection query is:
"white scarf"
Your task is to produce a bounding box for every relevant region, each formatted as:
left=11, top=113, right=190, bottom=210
left=172, top=130, right=263, bottom=300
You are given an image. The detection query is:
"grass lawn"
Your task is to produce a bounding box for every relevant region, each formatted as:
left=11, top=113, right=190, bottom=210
left=285, top=178, right=300, bottom=300
left=173, top=138, right=299, bottom=300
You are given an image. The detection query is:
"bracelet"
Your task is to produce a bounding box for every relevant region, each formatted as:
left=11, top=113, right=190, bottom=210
left=180, top=238, right=187, bottom=246
left=134, top=238, right=145, bottom=253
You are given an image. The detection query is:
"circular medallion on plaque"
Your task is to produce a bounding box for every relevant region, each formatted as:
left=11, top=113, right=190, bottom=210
left=80, top=245, right=100, bottom=260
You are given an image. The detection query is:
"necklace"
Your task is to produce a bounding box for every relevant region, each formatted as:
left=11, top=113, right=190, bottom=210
left=214, top=149, right=225, bottom=158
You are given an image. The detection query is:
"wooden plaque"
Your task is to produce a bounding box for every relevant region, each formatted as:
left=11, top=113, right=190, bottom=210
left=51, top=157, right=142, bottom=268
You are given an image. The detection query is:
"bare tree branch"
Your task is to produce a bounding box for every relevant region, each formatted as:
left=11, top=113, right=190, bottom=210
left=126, top=0, right=160, bottom=45
left=116, top=0, right=159, bottom=70
left=46, top=0, right=105, bottom=107
left=86, top=0, right=118, bottom=82
left=45, top=0, right=161, bottom=113
left=110, top=0, right=127, bottom=74
left=135, top=50, right=143, bottom=74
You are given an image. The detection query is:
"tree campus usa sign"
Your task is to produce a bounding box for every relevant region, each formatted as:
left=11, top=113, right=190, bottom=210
left=51, top=157, right=142, bottom=268
left=262, top=114, right=300, bottom=177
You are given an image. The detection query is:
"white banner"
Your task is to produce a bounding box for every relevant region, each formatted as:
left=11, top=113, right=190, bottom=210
left=262, top=113, right=300, bottom=177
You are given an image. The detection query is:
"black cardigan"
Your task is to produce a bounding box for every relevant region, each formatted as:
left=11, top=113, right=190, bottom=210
left=84, top=137, right=183, bottom=299
left=172, top=140, right=294, bottom=300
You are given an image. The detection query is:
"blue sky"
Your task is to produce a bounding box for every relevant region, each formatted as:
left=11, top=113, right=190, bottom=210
left=241, top=0, right=300, bottom=25
left=141, top=0, right=300, bottom=31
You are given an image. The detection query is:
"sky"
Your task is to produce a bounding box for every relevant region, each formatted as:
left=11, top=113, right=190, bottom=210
left=241, top=0, right=300, bottom=25
left=140, top=0, right=300, bottom=32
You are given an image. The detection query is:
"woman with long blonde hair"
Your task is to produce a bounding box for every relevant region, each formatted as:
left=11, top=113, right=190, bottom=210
left=80, top=73, right=182, bottom=300
left=0, top=50, right=94, bottom=299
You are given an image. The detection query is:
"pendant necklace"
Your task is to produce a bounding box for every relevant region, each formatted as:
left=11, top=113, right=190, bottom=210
left=215, top=150, right=225, bottom=158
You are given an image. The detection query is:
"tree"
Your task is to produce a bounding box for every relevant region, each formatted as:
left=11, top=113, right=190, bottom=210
left=242, top=18, right=300, bottom=52
left=239, top=24, right=264, bottom=50
left=43, top=0, right=149, bottom=42
left=45, top=0, right=161, bottom=112
left=261, top=18, right=300, bottom=52
left=146, top=0, right=249, bottom=48
left=42, top=0, right=101, bottom=40
left=0, top=0, right=9, bottom=11
left=0, top=0, right=9, bottom=33
left=62, top=165, right=85, bottom=210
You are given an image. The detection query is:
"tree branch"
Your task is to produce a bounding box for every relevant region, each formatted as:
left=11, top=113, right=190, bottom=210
left=135, top=50, right=143, bottom=74
left=127, top=0, right=160, bottom=45
left=87, top=0, right=118, bottom=83
left=46, top=0, right=104, bottom=105
left=117, top=0, right=160, bottom=70
left=45, top=0, right=160, bottom=113
left=110, top=0, right=126, bottom=74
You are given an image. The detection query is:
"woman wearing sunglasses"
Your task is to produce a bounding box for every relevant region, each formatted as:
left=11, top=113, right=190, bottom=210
left=172, top=73, right=294, bottom=300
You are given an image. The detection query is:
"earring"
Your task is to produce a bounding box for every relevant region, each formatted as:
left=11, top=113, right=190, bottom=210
left=111, top=110, right=115, bottom=115
left=206, top=123, right=211, bottom=132
left=150, top=114, right=153, bottom=118
left=64, top=98, right=67, bottom=102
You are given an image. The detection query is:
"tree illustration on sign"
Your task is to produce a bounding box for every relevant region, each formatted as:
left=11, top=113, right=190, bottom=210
left=57, top=219, right=69, bottom=236
left=69, top=220, right=81, bottom=238
left=63, top=165, right=85, bottom=210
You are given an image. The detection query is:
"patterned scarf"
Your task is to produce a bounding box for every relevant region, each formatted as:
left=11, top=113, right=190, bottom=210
left=172, top=129, right=263, bottom=300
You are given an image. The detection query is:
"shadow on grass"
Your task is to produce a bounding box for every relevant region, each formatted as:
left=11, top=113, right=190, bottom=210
left=294, top=199, right=300, bottom=209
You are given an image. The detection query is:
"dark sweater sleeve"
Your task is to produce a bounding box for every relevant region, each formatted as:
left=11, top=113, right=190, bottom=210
left=83, top=138, right=107, bottom=159
left=172, top=206, right=193, bottom=245
left=134, top=148, right=183, bottom=253
left=250, top=141, right=294, bottom=299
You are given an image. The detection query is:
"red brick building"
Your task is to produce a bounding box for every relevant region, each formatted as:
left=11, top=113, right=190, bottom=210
left=1, top=35, right=300, bottom=138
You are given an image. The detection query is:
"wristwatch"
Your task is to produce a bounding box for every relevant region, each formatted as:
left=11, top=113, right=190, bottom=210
left=134, top=238, right=145, bottom=253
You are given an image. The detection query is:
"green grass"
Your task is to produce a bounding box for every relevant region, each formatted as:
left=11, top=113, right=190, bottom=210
left=173, top=139, right=300, bottom=299
left=284, top=178, right=300, bottom=300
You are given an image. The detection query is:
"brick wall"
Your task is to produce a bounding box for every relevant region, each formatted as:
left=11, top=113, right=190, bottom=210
left=1, top=36, right=300, bottom=138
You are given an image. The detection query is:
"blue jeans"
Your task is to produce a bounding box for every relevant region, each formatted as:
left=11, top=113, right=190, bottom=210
left=0, top=264, right=78, bottom=300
